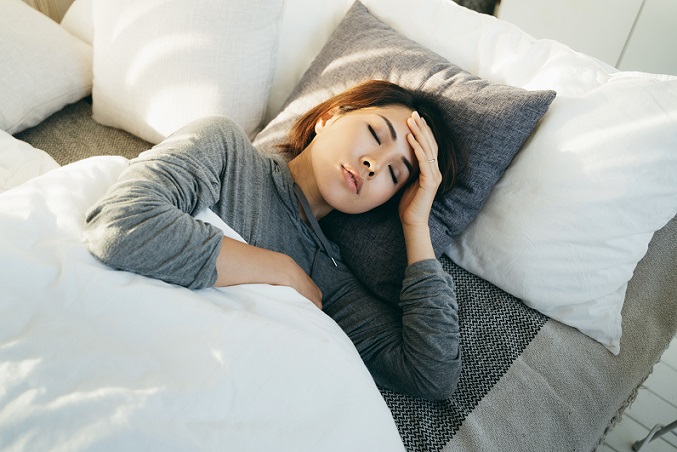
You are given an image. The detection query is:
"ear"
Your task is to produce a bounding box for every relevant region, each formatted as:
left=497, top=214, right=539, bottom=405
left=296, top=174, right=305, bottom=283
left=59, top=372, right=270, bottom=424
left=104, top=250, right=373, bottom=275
left=314, top=107, right=340, bottom=134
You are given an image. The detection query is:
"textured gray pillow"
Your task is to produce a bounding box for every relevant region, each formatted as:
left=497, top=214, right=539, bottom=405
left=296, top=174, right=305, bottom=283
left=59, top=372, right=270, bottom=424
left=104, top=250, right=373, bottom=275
left=253, top=1, right=556, bottom=301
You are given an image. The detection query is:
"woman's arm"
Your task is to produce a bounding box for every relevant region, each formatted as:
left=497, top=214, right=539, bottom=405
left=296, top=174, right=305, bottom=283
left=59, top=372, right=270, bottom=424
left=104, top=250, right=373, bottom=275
left=84, top=147, right=226, bottom=289
left=85, top=116, right=321, bottom=302
left=322, top=257, right=461, bottom=400
left=398, top=111, right=441, bottom=266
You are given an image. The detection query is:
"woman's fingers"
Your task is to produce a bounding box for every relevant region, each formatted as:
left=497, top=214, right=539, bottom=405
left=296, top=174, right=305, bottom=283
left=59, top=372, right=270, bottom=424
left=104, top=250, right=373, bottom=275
left=399, top=113, right=441, bottom=227
left=407, top=112, right=441, bottom=189
left=408, top=111, right=437, bottom=159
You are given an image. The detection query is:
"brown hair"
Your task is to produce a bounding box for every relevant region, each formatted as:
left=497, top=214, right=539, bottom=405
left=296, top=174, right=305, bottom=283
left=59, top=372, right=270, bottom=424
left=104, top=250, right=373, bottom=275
left=278, top=80, right=465, bottom=197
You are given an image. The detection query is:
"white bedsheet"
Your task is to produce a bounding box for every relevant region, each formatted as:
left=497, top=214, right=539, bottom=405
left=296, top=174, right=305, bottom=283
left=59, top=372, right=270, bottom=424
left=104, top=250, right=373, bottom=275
left=0, top=156, right=404, bottom=451
left=0, top=129, right=59, bottom=193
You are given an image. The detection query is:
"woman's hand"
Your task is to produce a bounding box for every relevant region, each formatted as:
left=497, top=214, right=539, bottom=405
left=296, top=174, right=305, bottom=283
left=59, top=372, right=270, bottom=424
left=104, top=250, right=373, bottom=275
left=279, top=253, right=324, bottom=308
left=398, top=111, right=441, bottom=265
left=215, top=237, right=323, bottom=308
left=399, top=111, right=441, bottom=227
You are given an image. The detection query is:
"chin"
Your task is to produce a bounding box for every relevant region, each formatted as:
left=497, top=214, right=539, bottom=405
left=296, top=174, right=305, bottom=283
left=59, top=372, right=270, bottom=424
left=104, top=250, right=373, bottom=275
left=334, top=200, right=383, bottom=215
left=336, top=207, right=367, bottom=215
left=325, top=189, right=387, bottom=216
left=329, top=199, right=367, bottom=215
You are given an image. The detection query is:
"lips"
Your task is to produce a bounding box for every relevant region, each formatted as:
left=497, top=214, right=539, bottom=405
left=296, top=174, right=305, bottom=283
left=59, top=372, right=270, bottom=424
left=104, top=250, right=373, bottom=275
left=341, top=165, right=363, bottom=194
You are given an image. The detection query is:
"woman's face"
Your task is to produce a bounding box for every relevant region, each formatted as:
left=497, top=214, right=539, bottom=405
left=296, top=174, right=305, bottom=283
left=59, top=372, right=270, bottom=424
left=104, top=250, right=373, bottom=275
left=309, top=105, right=419, bottom=214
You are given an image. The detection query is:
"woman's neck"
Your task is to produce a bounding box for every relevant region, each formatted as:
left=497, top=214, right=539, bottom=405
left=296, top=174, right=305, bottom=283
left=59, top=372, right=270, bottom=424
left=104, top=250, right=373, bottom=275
left=288, top=150, right=333, bottom=221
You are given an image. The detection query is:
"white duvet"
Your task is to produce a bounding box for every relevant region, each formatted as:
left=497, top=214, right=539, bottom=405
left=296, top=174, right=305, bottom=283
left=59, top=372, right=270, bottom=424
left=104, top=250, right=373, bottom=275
left=0, top=145, right=403, bottom=450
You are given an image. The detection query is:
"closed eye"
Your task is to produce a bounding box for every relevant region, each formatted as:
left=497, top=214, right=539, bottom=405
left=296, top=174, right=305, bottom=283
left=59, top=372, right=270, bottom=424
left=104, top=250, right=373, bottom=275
left=368, top=125, right=381, bottom=145
left=388, top=165, right=398, bottom=184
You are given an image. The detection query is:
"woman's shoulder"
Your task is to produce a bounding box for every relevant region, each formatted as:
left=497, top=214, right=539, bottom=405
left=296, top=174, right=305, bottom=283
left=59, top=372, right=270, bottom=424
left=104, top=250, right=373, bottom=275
left=190, top=116, right=282, bottom=169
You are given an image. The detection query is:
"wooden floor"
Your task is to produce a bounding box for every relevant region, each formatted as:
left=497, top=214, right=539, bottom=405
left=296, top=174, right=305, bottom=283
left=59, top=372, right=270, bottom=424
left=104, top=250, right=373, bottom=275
left=598, top=336, right=677, bottom=452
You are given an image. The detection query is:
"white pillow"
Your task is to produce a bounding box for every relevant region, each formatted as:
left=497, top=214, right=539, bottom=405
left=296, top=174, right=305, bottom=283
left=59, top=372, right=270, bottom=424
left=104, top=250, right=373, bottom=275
left=353, top=0, right=676, bottom=354
left=92, top=0, right=284, bottom=144
left=60, top=0, right=93, bottom=45
left=445, top=75, right=677, bottom=353
left=265, top=0, right=354, bottom=122
left=0, top=130, right=59, bottom=193
left=0, top=0, right=92, bottom=134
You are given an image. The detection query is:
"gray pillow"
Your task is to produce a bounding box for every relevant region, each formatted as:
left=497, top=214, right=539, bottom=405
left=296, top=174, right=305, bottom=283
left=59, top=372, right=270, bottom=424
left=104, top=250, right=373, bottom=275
left=253, top=1, right=556, bottom=301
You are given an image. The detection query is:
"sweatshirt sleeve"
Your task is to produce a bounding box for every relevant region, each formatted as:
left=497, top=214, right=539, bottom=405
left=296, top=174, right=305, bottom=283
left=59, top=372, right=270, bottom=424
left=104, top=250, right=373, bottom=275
left=322, top=258, right=461, bottom=400
left=83, top=116, right=248, bottom=289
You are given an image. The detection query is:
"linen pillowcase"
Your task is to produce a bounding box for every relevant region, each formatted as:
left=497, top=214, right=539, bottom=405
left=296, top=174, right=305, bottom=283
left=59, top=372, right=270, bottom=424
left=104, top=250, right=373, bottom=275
left=252, top=1, right=556, bottom=301
left=0, top=0, right=92, bottom=135
left=60, top=0, right=93, bottom=46
left=92, top=0, right=284, bottom=144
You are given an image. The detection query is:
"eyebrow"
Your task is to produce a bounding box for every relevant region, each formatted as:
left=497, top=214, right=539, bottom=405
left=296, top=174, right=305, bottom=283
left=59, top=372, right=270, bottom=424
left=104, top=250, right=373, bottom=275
left=378, top=114, right=397, bottom=141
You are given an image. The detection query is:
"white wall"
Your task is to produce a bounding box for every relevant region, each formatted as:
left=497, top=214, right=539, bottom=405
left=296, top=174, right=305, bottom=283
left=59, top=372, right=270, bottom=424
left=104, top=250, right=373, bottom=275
left=496, top=0, right=677, bottom=76
left=617, top=0, right=677, bottom=75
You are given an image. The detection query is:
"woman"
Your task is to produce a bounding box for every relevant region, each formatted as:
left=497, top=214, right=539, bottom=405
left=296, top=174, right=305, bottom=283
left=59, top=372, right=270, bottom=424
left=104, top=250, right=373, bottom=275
left=84, top=80, right=463, bottom=400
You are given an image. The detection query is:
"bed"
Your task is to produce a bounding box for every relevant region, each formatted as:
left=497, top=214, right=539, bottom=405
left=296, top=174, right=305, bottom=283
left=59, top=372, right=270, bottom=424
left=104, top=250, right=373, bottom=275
left=2, top=0, right=676, bottom=450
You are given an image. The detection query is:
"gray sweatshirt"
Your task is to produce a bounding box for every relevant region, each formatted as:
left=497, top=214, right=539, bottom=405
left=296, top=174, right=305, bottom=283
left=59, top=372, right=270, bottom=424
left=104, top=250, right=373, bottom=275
left=84, top=116, right=461, bottom=400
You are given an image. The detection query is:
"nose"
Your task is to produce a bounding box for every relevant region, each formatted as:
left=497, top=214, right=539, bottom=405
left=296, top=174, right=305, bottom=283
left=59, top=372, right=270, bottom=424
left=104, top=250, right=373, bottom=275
left=363, top=159, right=375, bottom=177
